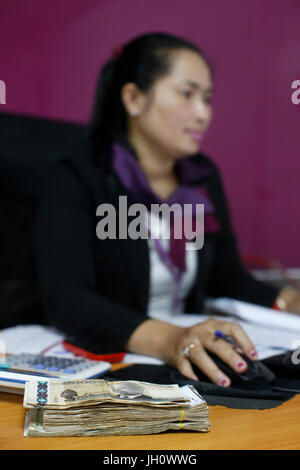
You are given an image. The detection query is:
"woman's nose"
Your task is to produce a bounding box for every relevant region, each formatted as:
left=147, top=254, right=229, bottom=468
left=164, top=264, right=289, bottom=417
left=193, top=99, right=212, bottom=127
left=194, top=99, right=209, bottom=120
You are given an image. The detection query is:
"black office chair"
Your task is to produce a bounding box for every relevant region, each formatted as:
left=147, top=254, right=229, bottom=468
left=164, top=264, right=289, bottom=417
left=0, top=111, right=85, bottom=328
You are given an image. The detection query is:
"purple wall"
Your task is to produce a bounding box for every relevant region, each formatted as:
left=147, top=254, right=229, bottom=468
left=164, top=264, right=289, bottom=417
left=1, top=0, right=299, bottom=267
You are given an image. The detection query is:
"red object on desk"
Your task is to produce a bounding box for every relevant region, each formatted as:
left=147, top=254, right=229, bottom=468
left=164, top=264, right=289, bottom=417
left=62, top=341, right=126, bottom=363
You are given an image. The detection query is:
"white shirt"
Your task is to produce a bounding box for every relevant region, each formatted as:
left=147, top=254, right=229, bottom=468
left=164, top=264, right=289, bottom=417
left=146, top=211, right=198, bottom=320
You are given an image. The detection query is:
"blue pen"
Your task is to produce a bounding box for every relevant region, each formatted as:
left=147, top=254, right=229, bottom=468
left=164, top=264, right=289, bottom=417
left=215, top=330, right=240, bottom=349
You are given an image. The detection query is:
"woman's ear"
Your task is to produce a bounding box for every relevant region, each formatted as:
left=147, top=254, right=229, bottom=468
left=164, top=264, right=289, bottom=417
left=120, top=82, right=145, bottom=117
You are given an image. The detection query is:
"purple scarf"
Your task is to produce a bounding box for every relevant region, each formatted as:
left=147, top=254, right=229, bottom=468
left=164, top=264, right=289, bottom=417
left=111, top=141, right=220, bottom=271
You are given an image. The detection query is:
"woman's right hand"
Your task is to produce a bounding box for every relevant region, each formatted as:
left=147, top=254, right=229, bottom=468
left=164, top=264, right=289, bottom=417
left=126, top=318, right=258, bottom=387
left=164, top=318, right=258, bottom=387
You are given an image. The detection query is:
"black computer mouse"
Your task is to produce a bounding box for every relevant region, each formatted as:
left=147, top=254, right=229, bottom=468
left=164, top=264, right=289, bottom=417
left=191, top=351, right=276, bottom=386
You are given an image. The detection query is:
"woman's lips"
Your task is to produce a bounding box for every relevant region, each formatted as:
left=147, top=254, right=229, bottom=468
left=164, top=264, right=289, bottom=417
left=186, top=130, right=204, bottom=141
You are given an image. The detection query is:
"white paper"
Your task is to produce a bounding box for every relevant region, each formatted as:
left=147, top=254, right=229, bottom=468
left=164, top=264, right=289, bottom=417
left=0, top=324, right=65, bottom=355
left=205, top=297, right=300, bottom=333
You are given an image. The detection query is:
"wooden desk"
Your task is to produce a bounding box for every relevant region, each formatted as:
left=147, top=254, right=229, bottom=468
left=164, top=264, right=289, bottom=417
left=1, top=388, right=300, bottom=450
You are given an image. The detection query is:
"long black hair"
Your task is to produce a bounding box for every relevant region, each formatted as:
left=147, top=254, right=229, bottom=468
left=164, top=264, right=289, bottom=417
left=87, top=32, right=212, bottom=157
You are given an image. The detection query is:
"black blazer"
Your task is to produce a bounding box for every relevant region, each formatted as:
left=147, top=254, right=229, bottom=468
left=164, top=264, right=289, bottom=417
left=35, top=141, right=280, bottom=353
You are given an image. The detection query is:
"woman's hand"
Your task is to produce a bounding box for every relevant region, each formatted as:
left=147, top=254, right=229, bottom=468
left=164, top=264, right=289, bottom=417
left=125, top=318, right=257, bottom=387
left=274, top=286, right=300, bottom=315
left=163, top=318, right=257, bottom=387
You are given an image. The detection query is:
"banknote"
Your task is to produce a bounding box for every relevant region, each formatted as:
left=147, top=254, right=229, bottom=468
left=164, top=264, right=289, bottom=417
left=24, top=379, right=192, bottom=409
left=23, top=380, right=210, bottom=437
left=24, top=410, right=210, bottom=436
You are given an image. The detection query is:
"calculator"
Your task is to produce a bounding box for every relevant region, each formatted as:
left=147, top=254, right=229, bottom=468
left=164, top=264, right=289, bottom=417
left=0, top=353, right=111, bottom=393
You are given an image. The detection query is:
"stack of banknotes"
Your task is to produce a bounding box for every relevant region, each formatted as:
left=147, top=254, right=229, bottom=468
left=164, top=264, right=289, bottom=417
left=23, top=378, right=210, bottom=437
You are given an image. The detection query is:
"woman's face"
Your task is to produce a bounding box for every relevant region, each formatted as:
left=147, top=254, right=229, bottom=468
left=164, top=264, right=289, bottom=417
left=127, top=49, right=213, bottom=158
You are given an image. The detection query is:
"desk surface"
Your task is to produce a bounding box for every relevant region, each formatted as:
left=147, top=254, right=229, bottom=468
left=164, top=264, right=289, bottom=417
left=1, top=388, right=300, bottom=450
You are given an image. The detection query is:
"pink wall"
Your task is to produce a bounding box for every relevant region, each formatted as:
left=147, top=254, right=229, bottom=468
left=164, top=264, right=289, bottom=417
left=1, top=0, right=299, bottom=267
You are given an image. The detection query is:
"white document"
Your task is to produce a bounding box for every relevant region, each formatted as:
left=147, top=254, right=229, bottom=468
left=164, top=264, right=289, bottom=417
left=205, top=297, right=300, bottom=333
left=0, top=324, right=65, bottom=355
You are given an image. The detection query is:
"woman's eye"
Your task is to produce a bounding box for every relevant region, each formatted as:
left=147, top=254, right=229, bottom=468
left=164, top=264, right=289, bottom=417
left=181, top=90, right=192, bottom=98
left=181, top=90, right=213, bottom=103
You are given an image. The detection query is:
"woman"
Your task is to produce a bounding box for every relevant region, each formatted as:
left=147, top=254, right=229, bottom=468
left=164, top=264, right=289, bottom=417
left=35, top=32, right=300, bottom=387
